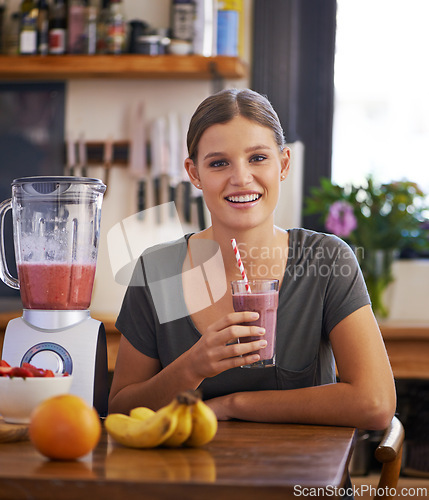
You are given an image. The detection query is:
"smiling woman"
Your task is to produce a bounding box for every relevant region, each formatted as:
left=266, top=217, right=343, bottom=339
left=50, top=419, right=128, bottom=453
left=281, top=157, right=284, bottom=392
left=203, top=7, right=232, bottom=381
left=108, top=88, right=396, bottom=433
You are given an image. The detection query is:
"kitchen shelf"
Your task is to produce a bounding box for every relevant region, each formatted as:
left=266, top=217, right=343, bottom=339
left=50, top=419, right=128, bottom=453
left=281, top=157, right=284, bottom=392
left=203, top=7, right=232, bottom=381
left=0, top=54, right=247, bottom=81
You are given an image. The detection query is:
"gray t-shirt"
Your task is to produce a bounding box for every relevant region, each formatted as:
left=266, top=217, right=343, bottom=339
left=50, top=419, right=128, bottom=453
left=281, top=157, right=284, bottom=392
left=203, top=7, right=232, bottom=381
left=116, top=228, right=370, bottom=400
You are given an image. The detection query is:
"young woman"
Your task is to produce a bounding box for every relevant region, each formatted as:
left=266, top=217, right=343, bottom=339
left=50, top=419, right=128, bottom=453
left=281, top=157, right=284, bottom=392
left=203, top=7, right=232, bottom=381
left=109, top=88, right=396, bottom=430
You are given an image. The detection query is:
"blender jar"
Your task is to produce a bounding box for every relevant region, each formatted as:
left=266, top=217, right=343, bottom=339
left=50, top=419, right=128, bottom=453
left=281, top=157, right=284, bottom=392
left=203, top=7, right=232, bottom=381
left=0, top=177, right=106, bottom=310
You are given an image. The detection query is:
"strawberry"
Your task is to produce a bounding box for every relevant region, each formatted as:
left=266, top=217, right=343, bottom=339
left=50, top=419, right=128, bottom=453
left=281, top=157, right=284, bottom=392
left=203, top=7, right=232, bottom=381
left=0, top=361, right=65, bottom=378
left=22, top=362, right=45, bottom=377
left=0, top=366, right=12, bottom=376
left=9, top=366, right=34, bottom=378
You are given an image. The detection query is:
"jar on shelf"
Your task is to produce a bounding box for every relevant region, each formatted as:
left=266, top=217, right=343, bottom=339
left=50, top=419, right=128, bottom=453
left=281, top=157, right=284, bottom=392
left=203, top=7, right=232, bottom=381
left=107, top=0, right=126, bottom=54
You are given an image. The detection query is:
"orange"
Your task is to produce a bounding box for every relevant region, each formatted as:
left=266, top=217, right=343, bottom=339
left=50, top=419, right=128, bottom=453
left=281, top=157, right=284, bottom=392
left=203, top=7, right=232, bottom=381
left=29, top=394, right=101, bottom=460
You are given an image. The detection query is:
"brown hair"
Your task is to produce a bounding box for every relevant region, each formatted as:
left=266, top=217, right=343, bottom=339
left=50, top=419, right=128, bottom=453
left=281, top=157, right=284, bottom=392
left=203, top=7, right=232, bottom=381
left=187, top=88, right=286, bottom=162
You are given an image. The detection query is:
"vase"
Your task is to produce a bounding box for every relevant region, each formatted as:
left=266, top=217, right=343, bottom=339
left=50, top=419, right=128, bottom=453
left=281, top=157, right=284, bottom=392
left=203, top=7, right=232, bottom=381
left=357, top=248, right=397, bottom=318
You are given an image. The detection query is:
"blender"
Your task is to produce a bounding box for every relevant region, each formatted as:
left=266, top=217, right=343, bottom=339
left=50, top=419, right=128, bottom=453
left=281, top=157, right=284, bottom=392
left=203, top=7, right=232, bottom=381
left=0, top=177, right=108, bottom=416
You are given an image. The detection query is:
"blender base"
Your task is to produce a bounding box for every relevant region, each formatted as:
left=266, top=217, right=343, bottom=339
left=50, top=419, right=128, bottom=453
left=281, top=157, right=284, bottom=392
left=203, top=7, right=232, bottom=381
left=1, top=310, right=108, bottom=417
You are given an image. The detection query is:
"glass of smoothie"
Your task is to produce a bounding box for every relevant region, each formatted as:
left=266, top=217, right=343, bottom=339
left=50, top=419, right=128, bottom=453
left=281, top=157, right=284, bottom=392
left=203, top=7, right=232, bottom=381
left=231, top=279, right=279, bottom=368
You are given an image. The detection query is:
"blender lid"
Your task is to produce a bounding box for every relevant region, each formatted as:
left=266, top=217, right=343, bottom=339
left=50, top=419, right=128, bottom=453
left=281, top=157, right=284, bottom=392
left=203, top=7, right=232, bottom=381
left=12, top=176, right=106, bottom=195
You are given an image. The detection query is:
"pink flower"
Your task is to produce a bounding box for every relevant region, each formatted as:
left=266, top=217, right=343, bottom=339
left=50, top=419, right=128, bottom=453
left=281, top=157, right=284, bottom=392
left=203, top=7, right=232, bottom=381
left=325, top=201, right=357, bottom=238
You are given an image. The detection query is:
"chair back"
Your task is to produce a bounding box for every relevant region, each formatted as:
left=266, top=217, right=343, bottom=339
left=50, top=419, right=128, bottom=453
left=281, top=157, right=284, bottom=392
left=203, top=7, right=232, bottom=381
left=373, top=416, right=405, bottom=499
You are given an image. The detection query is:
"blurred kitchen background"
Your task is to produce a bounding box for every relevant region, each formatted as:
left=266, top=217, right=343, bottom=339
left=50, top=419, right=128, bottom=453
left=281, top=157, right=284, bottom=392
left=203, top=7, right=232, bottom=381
left=1, top=0, right=429, bottom=482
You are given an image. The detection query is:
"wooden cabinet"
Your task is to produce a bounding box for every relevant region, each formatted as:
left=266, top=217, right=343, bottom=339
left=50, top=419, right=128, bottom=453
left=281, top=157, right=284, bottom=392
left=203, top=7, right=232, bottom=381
left=0, top=55, right=247, bottom=80
left=377, top=321, right=429, bottom=380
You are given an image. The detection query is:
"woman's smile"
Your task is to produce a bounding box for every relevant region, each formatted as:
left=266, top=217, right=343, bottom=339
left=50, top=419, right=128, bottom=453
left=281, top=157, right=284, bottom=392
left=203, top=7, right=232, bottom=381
left=225, top=192, right=262, bottom=206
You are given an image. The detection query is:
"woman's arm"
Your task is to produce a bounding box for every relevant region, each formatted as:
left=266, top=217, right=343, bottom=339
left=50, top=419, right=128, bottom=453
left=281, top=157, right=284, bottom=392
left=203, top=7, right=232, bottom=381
left=108, top=311, right=268, bottom=414
left=205, top=305, right=396, bottom=430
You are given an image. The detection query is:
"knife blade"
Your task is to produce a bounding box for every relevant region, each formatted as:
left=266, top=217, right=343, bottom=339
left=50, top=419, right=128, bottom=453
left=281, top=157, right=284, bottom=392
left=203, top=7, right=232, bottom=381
left=150, top=116, right=169, bottom=225
left=103, top=136, right=114, bottom=193
left=66, top=134, right=76, bottom=176
left=167, top=113, right=181, bottom=220
left=129, top=102, right=148, bottom=217
left=78, top=132, right=88, bottom=177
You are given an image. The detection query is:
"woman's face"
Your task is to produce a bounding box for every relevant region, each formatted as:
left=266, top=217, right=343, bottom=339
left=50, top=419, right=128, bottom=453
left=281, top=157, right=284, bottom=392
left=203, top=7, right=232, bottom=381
left=186, top=115, right=289, bottom=232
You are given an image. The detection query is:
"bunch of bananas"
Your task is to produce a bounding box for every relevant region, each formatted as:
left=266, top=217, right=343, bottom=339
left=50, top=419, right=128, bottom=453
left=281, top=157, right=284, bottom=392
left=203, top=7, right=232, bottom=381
left=105, top=391, right=218, bottom=449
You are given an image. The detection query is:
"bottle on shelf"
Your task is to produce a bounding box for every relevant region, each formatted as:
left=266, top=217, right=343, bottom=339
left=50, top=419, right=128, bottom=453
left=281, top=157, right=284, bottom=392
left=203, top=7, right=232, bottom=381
left=171, top=0, right=195, bottom=41
left=48, top=0, right=67, bottom=54
left=36, top=0, right=49, bottom=55
left=19, top=0, right=38, bottom=55
left=96, top=0, right=110, bottom=54
left=68, top=0, right=87, bottom=54
left=85, top=1, right=98, bottom=55
left=170, top=0, right=195, bottom=55
left=193, top=0, right=217, bottom=57
left=216, top=0, right=241, bottom=57
left=107, top=0, right=126, bottom=54
left=4, top=11, right=21, bottom=54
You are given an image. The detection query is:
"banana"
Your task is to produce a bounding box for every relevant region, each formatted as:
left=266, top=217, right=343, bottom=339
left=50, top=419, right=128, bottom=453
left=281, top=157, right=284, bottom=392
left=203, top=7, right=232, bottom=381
left=105, top=391, right=217, bottom=449
left=162, top=401, right=193, bottom=447
left=129, top=407, right=156, bottom=421
left=105, top=400, right=180, bottom=449
left=185, top=398, right=218, bottom=447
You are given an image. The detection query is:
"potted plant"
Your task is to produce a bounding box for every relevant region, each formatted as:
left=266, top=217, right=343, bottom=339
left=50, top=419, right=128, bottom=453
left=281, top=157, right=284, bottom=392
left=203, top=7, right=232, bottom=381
left=305, top=176, right=429, bottom=317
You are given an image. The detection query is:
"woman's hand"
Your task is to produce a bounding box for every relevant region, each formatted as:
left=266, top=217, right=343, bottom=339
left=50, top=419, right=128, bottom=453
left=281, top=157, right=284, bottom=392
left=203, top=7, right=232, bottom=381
left=204, top=394, right=233, bottom=421
left=185, top=311, right=267, bottom=380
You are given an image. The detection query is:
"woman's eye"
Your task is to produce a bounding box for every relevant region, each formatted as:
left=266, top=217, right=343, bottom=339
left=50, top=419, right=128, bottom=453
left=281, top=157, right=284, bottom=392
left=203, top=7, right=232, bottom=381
left=250, top=155, right=267, bottom=163
left=209, top=159, right=228, bottom=168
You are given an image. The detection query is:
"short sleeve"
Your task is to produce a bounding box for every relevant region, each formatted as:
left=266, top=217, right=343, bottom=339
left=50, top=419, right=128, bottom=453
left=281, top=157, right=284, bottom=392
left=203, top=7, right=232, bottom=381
left=322, top=236, right=370, bottom=335
left=115, top=257, right=159, bottom=359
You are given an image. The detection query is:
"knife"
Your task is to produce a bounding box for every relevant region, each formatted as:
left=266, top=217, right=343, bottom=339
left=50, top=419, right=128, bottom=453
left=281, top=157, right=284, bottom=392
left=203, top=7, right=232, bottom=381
left=66, top=134, right=76, bottom=176
left=129, top=102, right=148, bottom=217
left=179, top=113, right=193, bottom=225
left=78, top=132, right=88, bottom=177
left=167, top=113, right=181, bottom=220
left=103, top=136, right=114, bottom=193
left=150, top=116, right=169, bottom=225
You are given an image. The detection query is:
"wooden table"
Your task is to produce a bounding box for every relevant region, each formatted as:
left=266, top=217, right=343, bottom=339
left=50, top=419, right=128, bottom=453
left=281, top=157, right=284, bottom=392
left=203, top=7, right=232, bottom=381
left=0, top=421, right=355, bottom=500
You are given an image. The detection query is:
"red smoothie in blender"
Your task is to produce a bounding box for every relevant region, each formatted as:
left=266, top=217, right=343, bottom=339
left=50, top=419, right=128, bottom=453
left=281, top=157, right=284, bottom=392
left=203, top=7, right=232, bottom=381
left=18, top=262, right=96, bottom=310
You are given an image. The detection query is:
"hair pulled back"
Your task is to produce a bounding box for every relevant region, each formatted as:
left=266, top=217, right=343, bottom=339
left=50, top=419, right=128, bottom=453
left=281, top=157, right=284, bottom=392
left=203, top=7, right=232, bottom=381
left=187, top=88, right=285, bottom=162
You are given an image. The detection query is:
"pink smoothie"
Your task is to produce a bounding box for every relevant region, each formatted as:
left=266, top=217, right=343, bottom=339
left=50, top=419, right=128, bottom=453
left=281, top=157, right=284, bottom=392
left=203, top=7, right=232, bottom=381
left=232, top=291, right=279, bottom=361
left=18, top=262, right=96, bottom=310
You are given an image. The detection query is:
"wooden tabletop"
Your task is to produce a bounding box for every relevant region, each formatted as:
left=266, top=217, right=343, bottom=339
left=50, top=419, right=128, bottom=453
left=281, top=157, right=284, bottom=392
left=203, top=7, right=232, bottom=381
left=0, top=421, right=356, bottom=500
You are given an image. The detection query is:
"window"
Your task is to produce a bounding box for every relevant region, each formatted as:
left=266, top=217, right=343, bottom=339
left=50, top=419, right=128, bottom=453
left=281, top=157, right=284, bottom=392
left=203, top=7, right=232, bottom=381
left=0, top=82, right=65, bottom=300
left=332, top=0, right=429, bottom=195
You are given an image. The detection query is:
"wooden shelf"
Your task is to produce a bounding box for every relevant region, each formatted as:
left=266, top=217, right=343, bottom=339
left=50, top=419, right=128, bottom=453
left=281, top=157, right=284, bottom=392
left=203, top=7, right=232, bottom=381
left=0, top=54, right=247, bottom=81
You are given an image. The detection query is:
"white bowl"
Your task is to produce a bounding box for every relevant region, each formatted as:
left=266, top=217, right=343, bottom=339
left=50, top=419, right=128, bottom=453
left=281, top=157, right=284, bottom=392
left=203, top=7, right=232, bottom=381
left=0, top=375, right=73, bottom=424
left=168, top=40, right=192, bottom=55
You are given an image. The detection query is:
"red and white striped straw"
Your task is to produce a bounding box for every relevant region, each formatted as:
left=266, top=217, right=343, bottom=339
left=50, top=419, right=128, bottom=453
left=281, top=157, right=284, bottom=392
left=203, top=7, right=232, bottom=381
left=231, top=238, right=251, bottom=292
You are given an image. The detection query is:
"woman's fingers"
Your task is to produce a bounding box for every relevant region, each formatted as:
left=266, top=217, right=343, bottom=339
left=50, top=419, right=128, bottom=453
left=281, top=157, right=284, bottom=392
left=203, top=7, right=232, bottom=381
left=206, top=312, right=265, bottom=344
left=225, top=337, right=267, bottom=357
left=191, top=311, right=268, bottom=377
left=207, top=311, right=259, bottom=333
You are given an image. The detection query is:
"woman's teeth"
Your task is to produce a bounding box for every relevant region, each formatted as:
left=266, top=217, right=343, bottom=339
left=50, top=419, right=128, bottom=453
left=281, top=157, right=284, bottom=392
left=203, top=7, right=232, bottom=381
left=226, top=194, right=261, bottom=203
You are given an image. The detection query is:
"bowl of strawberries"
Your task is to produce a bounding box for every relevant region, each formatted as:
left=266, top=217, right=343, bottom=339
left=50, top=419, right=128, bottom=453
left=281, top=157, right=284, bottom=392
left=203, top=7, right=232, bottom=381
left=0, top=360, right=72, bottom=424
